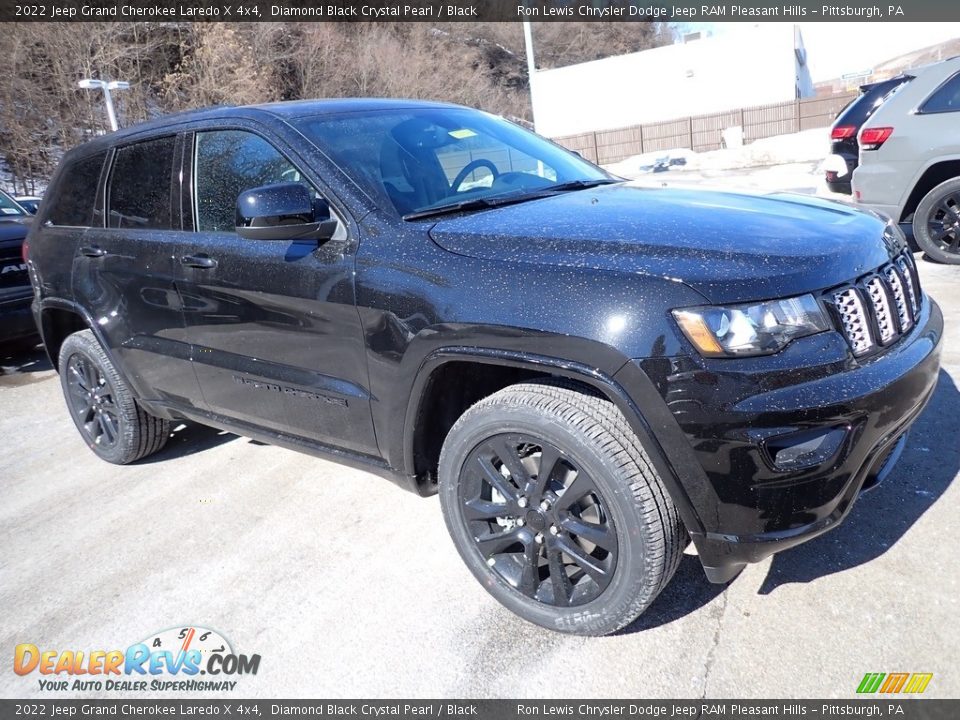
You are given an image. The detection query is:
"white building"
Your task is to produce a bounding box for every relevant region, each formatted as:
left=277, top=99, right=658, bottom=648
left=531, top=24, right=815, bottom=138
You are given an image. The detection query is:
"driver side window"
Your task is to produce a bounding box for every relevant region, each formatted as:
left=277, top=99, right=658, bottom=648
left=193, top=130, right=315, bottom=232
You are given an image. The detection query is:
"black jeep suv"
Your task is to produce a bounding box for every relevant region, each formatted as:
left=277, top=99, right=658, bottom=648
left=26, top=100, right=942, bottom=635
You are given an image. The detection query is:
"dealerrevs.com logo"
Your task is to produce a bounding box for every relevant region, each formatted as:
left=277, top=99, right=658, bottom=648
left=14, top=626, right=261, bottom=692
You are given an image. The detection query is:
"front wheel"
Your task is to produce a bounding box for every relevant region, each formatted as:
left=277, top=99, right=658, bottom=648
left=58, top=329, right=170, bottom=464
left=913, top=177, right=960, bottom=264
left=438, top=380, right=685, bottom=636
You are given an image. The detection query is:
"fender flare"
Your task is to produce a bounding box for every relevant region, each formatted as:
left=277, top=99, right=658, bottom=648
left=402, top=346, right=705, bottom=535
left=898, top=154, right=960, bottom=221
left=36, top=297, right=158, bottom=412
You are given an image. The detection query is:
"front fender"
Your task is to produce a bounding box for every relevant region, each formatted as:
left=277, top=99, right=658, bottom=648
left=395, top=340, right=705, bottom=538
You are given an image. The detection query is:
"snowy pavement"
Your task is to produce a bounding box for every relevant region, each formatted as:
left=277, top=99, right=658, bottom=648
left=604, top=127, right=851, bottom=201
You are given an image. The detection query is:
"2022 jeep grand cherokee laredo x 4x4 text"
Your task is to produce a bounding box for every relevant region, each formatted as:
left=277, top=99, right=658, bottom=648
left=25, top=100, right=942, bottom=635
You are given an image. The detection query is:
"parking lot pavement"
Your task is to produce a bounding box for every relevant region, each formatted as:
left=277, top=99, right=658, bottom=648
left=1, top=259, right=957, bottom=700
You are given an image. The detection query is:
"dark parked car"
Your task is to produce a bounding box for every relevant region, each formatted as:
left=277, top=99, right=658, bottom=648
left=26, top=100, right=942, bottom=635
left=824, top=75, right=911, bottom=194
left=0, top=188, right=36, bottom=345
left=15, top=195, right=42, bottom=215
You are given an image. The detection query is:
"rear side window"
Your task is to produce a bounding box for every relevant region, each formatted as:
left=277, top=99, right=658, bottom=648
left=45, top=152, right=106, bottom=226
left=108, top=136, right=176, bottom=229
left=836, top=77, right=911, bottom=127
left=921, top=72, right=960, bottom=113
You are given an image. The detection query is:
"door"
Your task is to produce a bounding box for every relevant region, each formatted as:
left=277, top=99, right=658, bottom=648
left=176, top=128, right=378, bottom=456
left=74, top=134, right=202, bottom=409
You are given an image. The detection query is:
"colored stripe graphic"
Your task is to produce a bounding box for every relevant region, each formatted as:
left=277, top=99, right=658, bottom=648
left=903, top=673, right=933, bottom=694
left=857, top=673, right=885, bottom=693
left=857, top=672, right=932, bottom=694
left=880, top=673, right=909, bottom=693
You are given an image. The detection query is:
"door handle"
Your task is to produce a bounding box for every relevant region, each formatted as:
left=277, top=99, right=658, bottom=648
left=80, top=245, right=107, bottom=258
left=181, top=254, right=218, bottom=269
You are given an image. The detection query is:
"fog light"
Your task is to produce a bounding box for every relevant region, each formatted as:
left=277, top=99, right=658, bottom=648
left=765, top=427, right=847, bottom=471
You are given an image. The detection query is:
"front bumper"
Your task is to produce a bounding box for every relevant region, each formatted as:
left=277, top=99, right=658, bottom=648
left=626, top=295, right=943, bottom=583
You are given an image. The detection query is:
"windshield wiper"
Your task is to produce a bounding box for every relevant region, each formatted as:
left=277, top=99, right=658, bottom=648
left=544, top=178, right=618, bottom=193
left=402, top=179, right=618, bottom=221
left=403, top=192, right=540, bottom=220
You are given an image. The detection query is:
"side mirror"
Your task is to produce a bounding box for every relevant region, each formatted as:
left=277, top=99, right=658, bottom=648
left=235, top=182, right=338, bottom=242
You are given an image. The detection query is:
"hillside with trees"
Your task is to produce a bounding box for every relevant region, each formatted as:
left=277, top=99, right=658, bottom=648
left=0, top=21, right=670, bottom=193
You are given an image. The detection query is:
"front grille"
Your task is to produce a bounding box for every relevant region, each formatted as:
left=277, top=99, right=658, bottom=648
left=827, top=251, right=922, bottom=357
left=883, top=265, right=912, bottom=333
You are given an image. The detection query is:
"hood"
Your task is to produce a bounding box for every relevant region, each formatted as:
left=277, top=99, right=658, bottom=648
left=428, top=184, right=893, bottom=304
left=0, top=215, right=31, bottom=246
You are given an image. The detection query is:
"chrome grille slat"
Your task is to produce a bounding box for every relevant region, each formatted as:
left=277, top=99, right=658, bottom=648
left=828, top=251, right=921, bottom=357
left=865, top=277, right=896, bottom=343
left=884, top=266, right=912, bottom=333
left=896, top=256, right=920, bottom=314
left=833, top=287, right=873, bottom=355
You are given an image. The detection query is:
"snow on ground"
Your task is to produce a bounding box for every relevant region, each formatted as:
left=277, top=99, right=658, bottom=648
left=604, top=127, right=850, bottom=202
left=605, top=127, right=830, bottom=176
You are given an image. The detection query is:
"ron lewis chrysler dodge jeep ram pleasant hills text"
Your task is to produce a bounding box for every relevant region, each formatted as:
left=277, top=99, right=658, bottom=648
left=24, top=99, right=942, bottom=635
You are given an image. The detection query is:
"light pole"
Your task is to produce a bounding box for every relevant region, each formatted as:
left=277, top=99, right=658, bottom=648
left=522, top=20, right=537, bottom=132
left=78, top=79, right=130, bottom=132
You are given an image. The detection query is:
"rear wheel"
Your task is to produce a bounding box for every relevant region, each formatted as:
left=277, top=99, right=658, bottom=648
left=58, top=329, right=170, bottom=464
left=913, top=177, right=960, bottom=264
left=438, top=380, right=685, bottom=636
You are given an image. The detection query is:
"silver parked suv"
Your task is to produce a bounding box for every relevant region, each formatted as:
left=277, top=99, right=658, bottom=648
left=853, top=55, right=960, bottom=264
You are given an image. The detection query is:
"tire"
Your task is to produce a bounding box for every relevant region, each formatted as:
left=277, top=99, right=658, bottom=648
left=58, top=329, right=170, bottom=464
left=912, top=176, right=960, bottom=264
left=438, top=379, right=685, bottom=636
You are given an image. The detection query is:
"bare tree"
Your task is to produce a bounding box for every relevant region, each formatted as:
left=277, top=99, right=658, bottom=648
left=0, top=20, right=671, bottom=192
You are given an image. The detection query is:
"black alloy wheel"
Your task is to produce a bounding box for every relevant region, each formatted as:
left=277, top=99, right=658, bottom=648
left=925, top=191, right=960, bottom=256
left=459, top=433, right=618, bottom=607
left=65, top=352, right=121, bottom=450
left=914, top=177, right=960, bottom=264
left=58, top=329, right=170, bottom=464
left=438, top=380, right=686, bottom=636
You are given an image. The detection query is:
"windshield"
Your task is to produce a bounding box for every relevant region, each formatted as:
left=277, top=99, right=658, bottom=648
left=294, top=107, right=611, bottom=218
left=0, top=190, right=26, bottom=216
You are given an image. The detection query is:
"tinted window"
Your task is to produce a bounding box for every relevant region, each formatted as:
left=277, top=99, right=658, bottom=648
left=108, top=136, right=176, bottom=229
left=921, top=72, right=960, bottom=113
left=835, top=76, right=911, bottom=128
left=0, top=189, right=26, bottom=217
left=194, top=130, right=308, bottom=232
left=45, top=152, right=106, bottom=226
left=294, top=109, right=608, bottom=217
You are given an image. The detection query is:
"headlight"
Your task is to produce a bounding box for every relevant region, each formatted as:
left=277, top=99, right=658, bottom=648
left=672, top=294, right=831, bottom=358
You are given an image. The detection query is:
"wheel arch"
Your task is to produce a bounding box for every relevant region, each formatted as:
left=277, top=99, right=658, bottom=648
left=38, top=299, right=154, bottom=407
left=402, top=347, right=704, bottom=537
left=900, top=157, right=960, bottom=223
left=38, top=300, right=95, bottom=371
